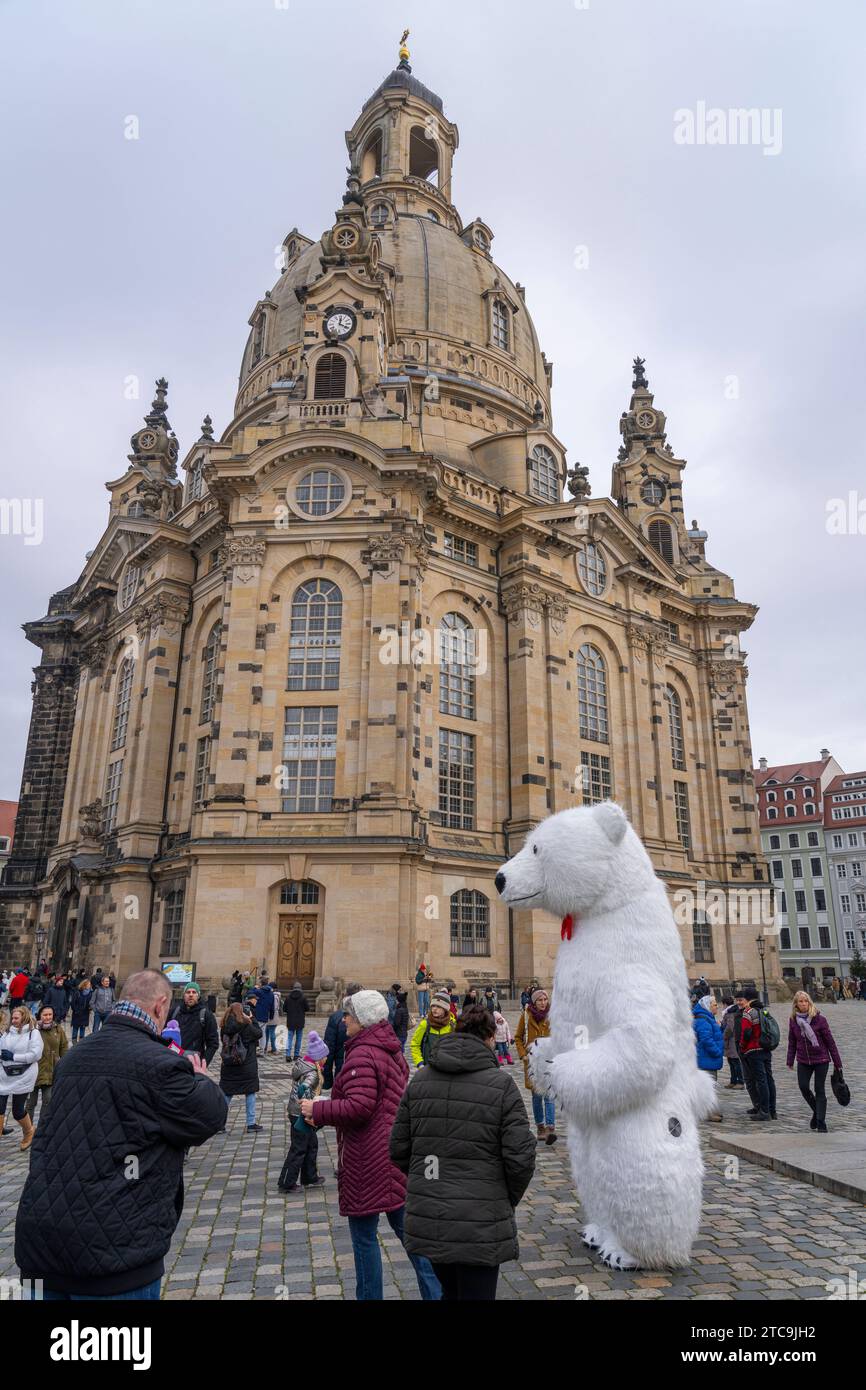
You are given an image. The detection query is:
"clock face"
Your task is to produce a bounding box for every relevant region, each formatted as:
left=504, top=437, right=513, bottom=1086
left=637, top=410, right=656, bottom=429
left=324, top=309, right=356, bottom=340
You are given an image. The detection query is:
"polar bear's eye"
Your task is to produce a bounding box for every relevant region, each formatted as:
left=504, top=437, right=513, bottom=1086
left=532, top=844, right=539, bottom=855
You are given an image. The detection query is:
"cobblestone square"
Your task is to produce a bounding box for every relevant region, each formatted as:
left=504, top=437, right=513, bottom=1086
left=2, top=1002, right=864, bottom=1301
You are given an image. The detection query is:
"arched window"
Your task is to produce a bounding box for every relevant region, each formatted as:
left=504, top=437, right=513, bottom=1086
left=288, top=580, right=342, bottom=690
left=648, top=519, right=675, bottom=563
left=314, top=353, right=347, bottom=400
left=361, top=129, right=383, bottom=182
left=127, top=501, right=146, bottom=518
left=767, top=807, right=778, bottom=820
left=251, top=311, right=266, bottom=366
left=450, top=889, right=489, bottom=957
left=409, top=124, right=439, bottom=184
left=785, top=805, right=796, bottom=818
left=530, top=445, right=560, bottom=502
left=200, top=622, right=222, bottom=724
left=577, top=644, right=608, bottom=743
left=111, top=657, right=134, bottom=751
left=665, top=685, right=685, bottom=770
left=161, top=888, right=185, bottom=956
left=118, top=564, right=140, bottom=612
left=439, top=612, right=476, bottom=719
left=492, top=299, right=510, bottom=351
left=188, top=459, right=204, bottom=503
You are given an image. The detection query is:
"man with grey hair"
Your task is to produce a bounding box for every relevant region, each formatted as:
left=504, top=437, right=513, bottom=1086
left=15, top=968, right=226, bottom=1300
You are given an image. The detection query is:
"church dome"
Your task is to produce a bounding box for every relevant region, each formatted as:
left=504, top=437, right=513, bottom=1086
left=237, top=213, right=549, bottom=422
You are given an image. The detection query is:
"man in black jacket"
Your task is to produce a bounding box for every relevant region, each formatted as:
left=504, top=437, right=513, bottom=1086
left=15, top=968, right=226, bottom=1300
left=41, top=974, right=70, bottom=1023
left=169, top=981, right=219, bottom=1065
left=321, top=981, right=362, bottom=1090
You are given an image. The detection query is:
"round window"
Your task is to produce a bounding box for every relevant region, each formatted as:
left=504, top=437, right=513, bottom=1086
left=577, top=543, right=607, bottom=596
left=295, top=469, right=346, bottom=517
left=641, top=478, right=666, bottom=506
left=370, top=203, right=389, bottom=228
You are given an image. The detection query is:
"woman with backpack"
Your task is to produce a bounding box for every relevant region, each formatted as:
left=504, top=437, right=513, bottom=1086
left=218, top=1002, right=263, bottom=1133
left=786, top=990, right=843, bottom=1133
left=514, top=987, right=556, bottom=1144
left=739, top=994, right=779, bottom=1122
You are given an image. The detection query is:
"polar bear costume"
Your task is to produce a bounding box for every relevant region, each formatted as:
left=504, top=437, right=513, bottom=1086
left=496, top=801, right=715, bottom=1270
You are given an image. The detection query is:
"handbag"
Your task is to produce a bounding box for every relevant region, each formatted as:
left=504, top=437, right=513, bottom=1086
left=831, top=1069, right=851, bottom=1107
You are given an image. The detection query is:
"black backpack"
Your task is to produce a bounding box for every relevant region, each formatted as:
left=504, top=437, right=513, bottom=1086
left=220, top=1030, right=247, bottom=1066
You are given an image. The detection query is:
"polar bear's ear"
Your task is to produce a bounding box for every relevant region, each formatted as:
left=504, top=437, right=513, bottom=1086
left=594, top=800, right=628, bottom=845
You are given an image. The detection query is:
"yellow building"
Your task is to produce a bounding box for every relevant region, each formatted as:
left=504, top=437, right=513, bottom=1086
left=0, top=44, right=778, bottom=1000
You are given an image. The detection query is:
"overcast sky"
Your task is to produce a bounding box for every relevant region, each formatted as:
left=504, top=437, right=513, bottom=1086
left=1, top=0, right=864, bottom=800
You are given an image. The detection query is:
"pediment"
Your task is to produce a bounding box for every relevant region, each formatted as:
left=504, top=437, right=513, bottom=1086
left=74, top=514, right=159, bottom=605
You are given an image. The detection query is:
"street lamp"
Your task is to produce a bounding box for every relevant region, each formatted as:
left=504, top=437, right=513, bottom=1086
left=755, top=934, right=768, bottom=1007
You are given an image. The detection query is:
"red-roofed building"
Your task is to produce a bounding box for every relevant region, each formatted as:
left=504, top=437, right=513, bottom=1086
left=824, top=772, right=866, bottom=968
left=754, top=752, right=844, bottom=986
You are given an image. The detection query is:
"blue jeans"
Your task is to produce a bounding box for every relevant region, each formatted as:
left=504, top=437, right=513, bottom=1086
left=71, top=1023, right=88, bottom=1041
left=92, top=1011, right=111, bottom=1033
left=285, top=1027, right=303, bottom=1058
left=347, top=1205, right=441, bottom=1301
left=222, top=1092, right=257, bottom=1126
left=265, top=1024, right=277, bottom=1052
left=417, top=990, right=429, bottom=1019
left=531, top=1093, right=556, bottom=1127
left=40, top=1278, right=161, bottom=1301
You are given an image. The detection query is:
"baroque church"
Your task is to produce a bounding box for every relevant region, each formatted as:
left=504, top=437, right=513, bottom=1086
left=0, top=40, right=778, bottom=999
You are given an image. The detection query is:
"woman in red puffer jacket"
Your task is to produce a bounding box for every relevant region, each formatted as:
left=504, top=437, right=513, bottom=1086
left=301, top=990, right=440, bottom=1301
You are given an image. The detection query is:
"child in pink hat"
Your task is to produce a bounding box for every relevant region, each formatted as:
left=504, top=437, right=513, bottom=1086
left=278, top=1030, right=328, bottom=1193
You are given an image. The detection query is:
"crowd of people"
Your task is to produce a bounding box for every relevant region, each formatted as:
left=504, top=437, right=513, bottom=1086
left=1, top=957, right=858, bottom=1303
left=690, top=982, right=847, bottom=1131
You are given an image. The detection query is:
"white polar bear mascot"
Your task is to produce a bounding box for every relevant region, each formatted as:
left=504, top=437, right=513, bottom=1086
left=496, top=801, right=716, bottom=1270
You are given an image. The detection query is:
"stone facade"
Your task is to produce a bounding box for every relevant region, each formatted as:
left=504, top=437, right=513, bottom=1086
left=0, top=49, right=779, bottom=999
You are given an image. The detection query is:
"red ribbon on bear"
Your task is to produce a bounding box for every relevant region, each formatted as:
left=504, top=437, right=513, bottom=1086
left=561, top=914, right=575, bottom=941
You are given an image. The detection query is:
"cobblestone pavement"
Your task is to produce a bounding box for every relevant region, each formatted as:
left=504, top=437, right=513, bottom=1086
left=1, top=1002, right=865, bottom=1300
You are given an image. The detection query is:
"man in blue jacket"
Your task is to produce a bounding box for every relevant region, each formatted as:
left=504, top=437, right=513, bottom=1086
left=692, top=993, right=724, bottom=1123
left=251, top=980, right=275, bottom=1056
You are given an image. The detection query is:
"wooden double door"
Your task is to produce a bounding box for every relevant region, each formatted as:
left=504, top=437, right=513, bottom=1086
left=277, top=916, right=317, bottom=989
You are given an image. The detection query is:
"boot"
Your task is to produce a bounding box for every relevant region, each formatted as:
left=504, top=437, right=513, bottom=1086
left=19, top=1114, right=35, bottom=1151
left=536, top=1124, right=546, bottom=1142
left=544, top=1126, right=558, bottom=1146
left=0, top=1113, right=5, bottom=1138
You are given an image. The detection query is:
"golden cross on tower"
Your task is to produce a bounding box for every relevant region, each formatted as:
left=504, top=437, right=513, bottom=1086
left=399, top=29, right=410, bottom=63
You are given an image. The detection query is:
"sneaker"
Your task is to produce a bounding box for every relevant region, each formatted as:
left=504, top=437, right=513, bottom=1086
left=746, top=1107, right=759, bottom=1116
left=278, top=1184, right=298, bottom=1193
left=302, top=1176, right=326, bottom=1187
left=810, top=1115, right=818, bottom=1130
left=246, top=1123, right=263, bottom=1133
left=748, top=1111, right=771, bottom=1122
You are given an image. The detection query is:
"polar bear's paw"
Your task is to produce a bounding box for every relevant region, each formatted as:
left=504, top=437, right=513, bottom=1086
left=598, top=1236, right=641, bottom=1271
left=581, top=1224, right=604, bottom=1251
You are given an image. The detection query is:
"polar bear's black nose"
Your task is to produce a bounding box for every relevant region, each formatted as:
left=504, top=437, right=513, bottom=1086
left=495, top=872, right=506, bottom=894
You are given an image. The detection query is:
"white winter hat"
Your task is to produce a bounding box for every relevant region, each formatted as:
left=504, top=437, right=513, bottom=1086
left=342, top=989, right=389, bottom=1028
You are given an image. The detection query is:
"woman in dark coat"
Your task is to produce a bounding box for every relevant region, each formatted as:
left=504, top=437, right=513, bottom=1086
left=218, top=1002, right=263, bottom=1132
left=390, top=1004, right=537, bottom=1302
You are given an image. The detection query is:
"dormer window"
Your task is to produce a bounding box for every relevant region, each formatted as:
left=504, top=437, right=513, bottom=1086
left=188, top=459, right=204, bottom=504
left=530, top=445, right=560, bottom=503
left=492, top=299, right=510, bottom=352
left=251, top=311, right=266, bottom=366
left=474, top=227, right=490, bottom=252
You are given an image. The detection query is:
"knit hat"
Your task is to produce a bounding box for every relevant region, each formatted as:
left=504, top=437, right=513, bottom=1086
left=184, top=981, right=202, bottom=996
left=530, top=987, right=549, bottom=1004
left=430, top=990, right=452, bottom=1012
left=303, top=1030, right=329, bottom=1062
left=342, top=989, right=389, bottom=1028
left=162, top=1020, right=182, bottom=1043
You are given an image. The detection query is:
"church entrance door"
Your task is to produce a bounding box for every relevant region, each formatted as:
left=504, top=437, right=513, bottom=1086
left=277, top=917, right=317, bottom=989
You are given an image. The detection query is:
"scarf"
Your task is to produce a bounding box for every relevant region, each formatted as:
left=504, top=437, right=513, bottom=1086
left=110, top=999, right=159, bottom=1036
left=528, top=1001, right=549, bottom=1024
left=795, top=1013, right=820, bottom=1047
